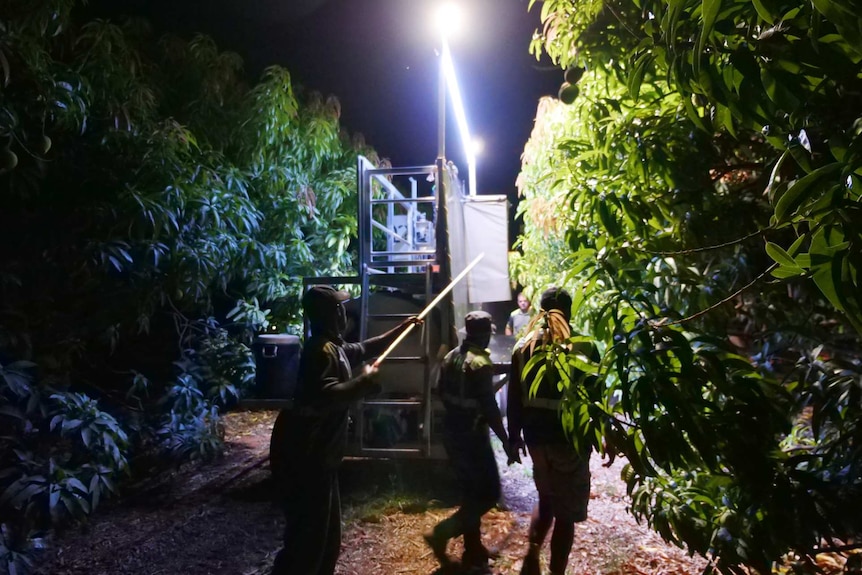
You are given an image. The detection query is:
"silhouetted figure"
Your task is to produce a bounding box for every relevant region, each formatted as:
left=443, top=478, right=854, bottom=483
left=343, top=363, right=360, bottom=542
left=424, top=311, right=516, bottom=574
left=507, top=287, right=595, bottom=575
left=270, top=285, right=420, bottom=575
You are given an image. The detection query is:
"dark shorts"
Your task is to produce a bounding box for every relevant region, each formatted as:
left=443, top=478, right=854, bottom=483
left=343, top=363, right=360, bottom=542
left=527, top=443, right=590, bottom=523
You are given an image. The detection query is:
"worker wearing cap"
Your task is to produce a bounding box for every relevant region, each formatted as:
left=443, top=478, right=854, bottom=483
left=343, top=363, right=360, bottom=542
left=507, top=287, right=597, bottom=575
left=271, top=285, right=421, bottom=575
left=424, top=310, right=516, bottom=573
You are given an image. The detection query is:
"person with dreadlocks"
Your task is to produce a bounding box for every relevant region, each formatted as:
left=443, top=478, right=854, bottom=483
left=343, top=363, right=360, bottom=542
left=507, top=287, right=597, bottom=575
left=424, top=310, right=517, bottom=574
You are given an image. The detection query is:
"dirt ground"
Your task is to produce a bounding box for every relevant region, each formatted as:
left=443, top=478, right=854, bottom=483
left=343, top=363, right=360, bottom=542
left=32, top=411, right=709, bottom=575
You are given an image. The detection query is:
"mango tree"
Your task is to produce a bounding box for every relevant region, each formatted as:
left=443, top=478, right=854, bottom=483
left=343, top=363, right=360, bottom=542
left=512, top=0, right=862, bottom=572
left=0, top=0, right=380, bottom=567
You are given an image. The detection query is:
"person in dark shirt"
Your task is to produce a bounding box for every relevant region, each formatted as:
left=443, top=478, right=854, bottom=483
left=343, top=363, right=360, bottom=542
left=507, top=287, right=595, bottom=575
left=270, top=285, right=420, bottom=575
left=424, top=310, right=516, bottom=573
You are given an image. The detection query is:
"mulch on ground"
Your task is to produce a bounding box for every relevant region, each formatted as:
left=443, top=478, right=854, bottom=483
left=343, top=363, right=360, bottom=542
left=33, top=410, right=710, bottom=575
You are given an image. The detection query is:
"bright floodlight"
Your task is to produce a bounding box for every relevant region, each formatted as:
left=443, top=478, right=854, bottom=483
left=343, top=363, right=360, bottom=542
left=471, top=138, right=485, bottom=156
left=435, top=3, right=462, bottom=38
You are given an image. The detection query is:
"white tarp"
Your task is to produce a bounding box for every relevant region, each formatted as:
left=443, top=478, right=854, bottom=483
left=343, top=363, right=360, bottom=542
left=462, top=196, right=511, bottom=303
left=444, top=166, right=469, bottom=326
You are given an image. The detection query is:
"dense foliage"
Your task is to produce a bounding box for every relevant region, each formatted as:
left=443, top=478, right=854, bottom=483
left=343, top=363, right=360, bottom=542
left=0, top=0, right=378, bottom=569
left=513, top=0, right=861, bottom=572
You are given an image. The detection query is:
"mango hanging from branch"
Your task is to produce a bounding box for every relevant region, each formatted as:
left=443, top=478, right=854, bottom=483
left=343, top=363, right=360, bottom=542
left=558, top=82, right=579, bottom=105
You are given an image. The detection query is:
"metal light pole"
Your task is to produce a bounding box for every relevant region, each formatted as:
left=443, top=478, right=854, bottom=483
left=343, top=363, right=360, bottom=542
left=438, top=38, right=447, bottom=162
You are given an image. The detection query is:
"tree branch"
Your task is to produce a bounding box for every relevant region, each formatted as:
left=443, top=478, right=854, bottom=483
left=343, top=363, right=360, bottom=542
left=657, top=264, right=777, bottom=326
left=640, top=227, right=770, bottom=256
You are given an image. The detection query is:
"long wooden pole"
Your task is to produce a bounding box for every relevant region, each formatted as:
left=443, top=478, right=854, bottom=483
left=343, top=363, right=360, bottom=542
left=372, top=252, right=485, bottom=368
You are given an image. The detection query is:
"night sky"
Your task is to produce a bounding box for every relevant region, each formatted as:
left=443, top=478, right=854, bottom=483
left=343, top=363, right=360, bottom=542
left=82, top=0, right=562, bottom=197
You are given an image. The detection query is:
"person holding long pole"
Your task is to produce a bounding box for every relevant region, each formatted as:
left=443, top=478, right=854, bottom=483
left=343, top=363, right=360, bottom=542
left=272, top=254, right=483, bottom=574
left=270, top=285, right=421, bottom=575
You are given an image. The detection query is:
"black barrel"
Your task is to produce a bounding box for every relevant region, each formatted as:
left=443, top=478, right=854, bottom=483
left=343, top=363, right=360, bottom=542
left=252, top=334, right=301, bottom=398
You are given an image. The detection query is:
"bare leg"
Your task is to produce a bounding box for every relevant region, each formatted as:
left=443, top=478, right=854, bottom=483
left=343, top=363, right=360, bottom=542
left=548, top=520, right=574, bottom=575
left=521, top=498, right=553, bottom=575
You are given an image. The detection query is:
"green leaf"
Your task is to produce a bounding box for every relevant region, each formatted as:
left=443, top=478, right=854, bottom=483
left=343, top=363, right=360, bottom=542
left=628, top=53, right=650, bottom=101
left=664, top=0, right=686, bottom=40
left=61, top=418, right=83, bottom=433
left=786, top=233, right=807, bottom=257
left=812, top=252, right=846, bottom=312
left=765, top=242, right=799, bottom=268
left=773, top=163, right=842, bottom=222
left=810, top=226, right=849, bottom=259
left=760, top=68, right=800, bottom=112
left=91, top=479, right=101, bottom=509
left=765, top=150, right=790, bottom=202
left=828, top=135, right=848, bottom=163
left=696, top=0, right=722, bottom=68
left=0, top=477, right=28, bottom=508
left=49, top=486, right=60, bottom=511
left=716, top=104, right=736, bottom=138
left=597, top=200, right=623, bottom=238
left=811, top=0, right=862, bottom=54
left=771, top=266, right=804, bottom=279
left=682, top=96, right=709, bottom=132
left=67, top=477, right=88, bottom=494
left=751, top=0, right=775, bottom=22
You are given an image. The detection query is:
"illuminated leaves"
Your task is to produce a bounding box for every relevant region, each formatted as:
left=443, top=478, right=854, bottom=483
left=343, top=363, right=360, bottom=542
left=0, top=0, right=373, bottom=551
left=514, top=0, right=862, bottom=570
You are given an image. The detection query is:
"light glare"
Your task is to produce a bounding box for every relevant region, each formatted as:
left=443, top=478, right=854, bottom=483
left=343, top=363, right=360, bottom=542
left=441, top=41, right=477, bottom=194
left=435, top=3, right=462, bottom=39
left=471, top=138, right=485, bottom=156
